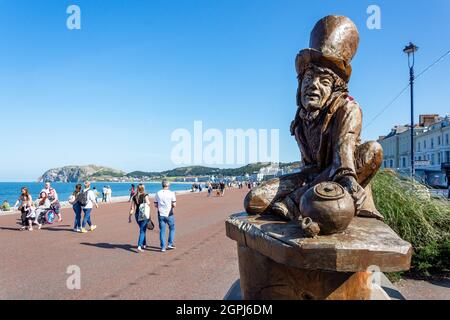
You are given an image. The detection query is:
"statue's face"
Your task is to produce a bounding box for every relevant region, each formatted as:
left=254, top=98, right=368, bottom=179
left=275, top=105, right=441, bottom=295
left=300, top=68, right=333, bottom=112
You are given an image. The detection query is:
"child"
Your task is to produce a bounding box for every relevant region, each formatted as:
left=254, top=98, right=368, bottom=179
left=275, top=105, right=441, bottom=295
left=14, top=187, right=33, bottom=231
left=21, top=204, right=36, bottom=231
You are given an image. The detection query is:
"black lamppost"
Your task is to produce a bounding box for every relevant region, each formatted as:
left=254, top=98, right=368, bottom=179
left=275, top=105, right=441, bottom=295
left=403, top=42, right=419, bottom=178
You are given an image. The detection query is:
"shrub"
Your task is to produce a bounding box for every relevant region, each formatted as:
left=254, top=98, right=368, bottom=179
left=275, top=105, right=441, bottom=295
left=371, top=170, right=450, bottom=277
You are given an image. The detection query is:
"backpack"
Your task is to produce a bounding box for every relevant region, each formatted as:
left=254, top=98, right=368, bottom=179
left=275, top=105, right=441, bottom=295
left=77, top=191, right=89, bottom=207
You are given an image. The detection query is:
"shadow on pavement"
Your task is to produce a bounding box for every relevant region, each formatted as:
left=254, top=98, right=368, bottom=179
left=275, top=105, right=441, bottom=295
left=429, top=279, right=450, bottom=289
left=0, top=227, right=22, bottom=231
left=0, top=225, right=72, bottom=232
left=144, top=245, right=163, bottom=252
left=80, top=242, right=137, bottom=253
left=42, top=225, right=72, bottom=232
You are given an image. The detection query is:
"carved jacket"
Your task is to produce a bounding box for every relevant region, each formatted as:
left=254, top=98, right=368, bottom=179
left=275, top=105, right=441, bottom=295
left=291, top=94, right=362, bottom=182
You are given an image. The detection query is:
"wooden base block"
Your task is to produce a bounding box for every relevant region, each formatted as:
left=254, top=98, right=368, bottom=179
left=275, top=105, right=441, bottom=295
left=237, top=244, right=389, bottom=300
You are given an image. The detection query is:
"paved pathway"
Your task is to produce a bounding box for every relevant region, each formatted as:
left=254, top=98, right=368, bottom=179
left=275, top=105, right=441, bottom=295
left=2, top=187, right=448, bottom=300
left=396, top=277, right=450, bottom=300
left=0, top=189, right=248, bottom=299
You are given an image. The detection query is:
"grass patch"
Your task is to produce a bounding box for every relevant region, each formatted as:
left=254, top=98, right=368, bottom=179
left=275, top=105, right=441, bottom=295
left=372, top=170, right=450, bottom=278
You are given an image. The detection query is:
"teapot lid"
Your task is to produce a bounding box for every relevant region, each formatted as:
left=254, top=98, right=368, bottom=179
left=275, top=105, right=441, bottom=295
left=313, top=182, right=345, bottom=200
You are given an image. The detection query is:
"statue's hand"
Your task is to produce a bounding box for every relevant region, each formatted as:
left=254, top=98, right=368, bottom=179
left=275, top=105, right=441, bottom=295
left=338, top=176, right=366, bottom=212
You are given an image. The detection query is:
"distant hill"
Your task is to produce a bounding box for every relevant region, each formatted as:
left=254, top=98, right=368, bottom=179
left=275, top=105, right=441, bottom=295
left=220, top=163, right=273, bottom=176
left=39, top=162, right=302, bottom=182
left=38, top=165, right=126, bottom=183
left=127, top=165, right=265, bottom=178
left=162, top=166, right=222, bottom=177
left=151, top=162, right=301, bottom=178
left=126, top=171, right=161, bottom=178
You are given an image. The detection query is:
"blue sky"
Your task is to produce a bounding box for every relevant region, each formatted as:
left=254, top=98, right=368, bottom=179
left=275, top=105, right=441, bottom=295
left=0, top=0, right=449, bottom=181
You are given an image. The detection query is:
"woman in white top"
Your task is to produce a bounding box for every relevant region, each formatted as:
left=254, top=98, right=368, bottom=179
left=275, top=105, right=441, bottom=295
left=107, top=186, right=112, bottom=203
left=80, top=181, right=98, bottom=233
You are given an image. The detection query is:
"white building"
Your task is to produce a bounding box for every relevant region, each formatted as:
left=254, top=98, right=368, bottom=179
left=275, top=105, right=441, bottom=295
left=378, top=125, right=409, bottom=170
left=378, top=114, right=450, bottom=187
left=415, top=117, right=450, bottom=186
left=378, top=125, right=427, bottom=171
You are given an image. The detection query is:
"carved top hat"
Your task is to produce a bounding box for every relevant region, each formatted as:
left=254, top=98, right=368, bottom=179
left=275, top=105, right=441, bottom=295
left=296, top=15, right=359, bottom=83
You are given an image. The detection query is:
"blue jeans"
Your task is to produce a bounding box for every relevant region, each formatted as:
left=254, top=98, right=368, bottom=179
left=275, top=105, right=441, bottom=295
left=82, top=208, right=92, bottom=228
left=158, top=214, right=175, bottom=249
left=73, top=202, right=82, bottom=229
left=135, top=212, right=149, bottom=247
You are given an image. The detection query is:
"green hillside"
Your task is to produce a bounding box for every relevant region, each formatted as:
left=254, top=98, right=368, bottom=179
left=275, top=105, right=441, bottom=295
left=41, top=162, right=302, bottom=182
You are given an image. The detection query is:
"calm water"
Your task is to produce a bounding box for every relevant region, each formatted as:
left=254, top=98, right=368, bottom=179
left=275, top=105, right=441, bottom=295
left=0, top=182, right=192, bottom=205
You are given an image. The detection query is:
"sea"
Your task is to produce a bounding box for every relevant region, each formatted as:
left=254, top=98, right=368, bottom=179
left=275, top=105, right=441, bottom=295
left=0, top=182, right=192, bottom=205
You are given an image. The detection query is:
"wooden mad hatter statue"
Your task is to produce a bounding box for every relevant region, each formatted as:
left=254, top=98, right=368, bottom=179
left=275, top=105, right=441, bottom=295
left=244, top=15, right=384, bottom=235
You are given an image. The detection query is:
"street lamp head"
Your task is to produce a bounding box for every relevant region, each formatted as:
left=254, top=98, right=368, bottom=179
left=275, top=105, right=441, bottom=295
left=403, top=42, right=419, bottom=54
left=404, top=42, right=419, bottom=69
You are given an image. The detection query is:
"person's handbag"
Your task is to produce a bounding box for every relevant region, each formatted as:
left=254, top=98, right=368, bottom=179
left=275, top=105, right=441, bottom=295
left=137, top=194, right=151, bottom=221
left=147, top=218, right=155, bottom=230
left=148, top=210, right=160, bottom=230
left=68, top=194, right=76, bottom=205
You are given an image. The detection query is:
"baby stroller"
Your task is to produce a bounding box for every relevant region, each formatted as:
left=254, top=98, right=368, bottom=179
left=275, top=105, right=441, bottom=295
left=36, top=207, right=57, bottom=225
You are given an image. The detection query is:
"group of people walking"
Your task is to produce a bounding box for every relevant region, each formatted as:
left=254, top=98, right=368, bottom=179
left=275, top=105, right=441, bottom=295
left=102, top=186, right=112, bottom=203
left=14, top=182, right=62, bottom=231
left=129, top=180, right=176, bottom=252
left=13, top=180, right=177, bottom=253
left=205, top=181, right=226, bottom=197
left=13, top=181, right=98, bottom=232
left=68, top=181, right=98, bottom=233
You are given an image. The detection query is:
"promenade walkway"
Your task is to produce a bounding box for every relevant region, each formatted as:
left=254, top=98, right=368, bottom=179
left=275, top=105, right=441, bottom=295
left=0, top=189, right=247, bottom=299
left=1, top=187, right=447, bottom=300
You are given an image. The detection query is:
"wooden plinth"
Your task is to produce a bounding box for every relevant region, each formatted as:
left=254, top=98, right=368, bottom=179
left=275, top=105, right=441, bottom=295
left=226, top=213, right=412, bottom=300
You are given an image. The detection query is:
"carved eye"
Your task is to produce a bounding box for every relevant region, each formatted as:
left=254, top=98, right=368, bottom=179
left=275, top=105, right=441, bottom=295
left=321, top=78, right=332, bottom=86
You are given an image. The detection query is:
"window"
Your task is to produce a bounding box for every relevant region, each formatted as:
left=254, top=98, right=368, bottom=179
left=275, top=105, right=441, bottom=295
left=424, top=140, right=427, bottom=149
left=390, top=159, right=393, bottom=168
left=438, top=136, right=441, bottom=145
left=383, top=160, right=387, bottom=168
left=438, top=152, right=441, bottom=164
left=431, top=138, right=434, bottom=149
left=446, top=151, right=450, bottom=163
left=417, top=142, right=421, bottom=151
left=446, top=134, right=449, bottom=145
left=431, top=153, right=435, bottom=165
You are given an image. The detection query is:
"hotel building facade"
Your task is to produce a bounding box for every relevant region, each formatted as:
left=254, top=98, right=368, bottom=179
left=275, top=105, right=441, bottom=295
left=378, top=114, right=450, bottom=187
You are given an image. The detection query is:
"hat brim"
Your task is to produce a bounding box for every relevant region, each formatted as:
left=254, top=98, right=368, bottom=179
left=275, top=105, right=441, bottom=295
left=296, top=49, right=352, bottom=82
